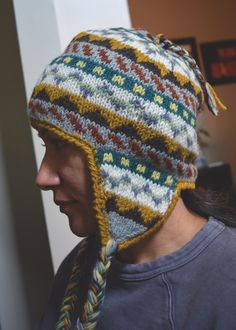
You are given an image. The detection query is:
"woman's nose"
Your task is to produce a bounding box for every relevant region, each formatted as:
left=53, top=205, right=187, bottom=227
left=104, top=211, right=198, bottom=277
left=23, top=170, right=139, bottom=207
left=36, top=156, right=60, bottom=191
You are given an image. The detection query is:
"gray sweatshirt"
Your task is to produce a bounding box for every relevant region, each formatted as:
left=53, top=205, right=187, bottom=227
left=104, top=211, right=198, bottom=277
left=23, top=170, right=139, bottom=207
left=37, top=217, right=236, bottom=330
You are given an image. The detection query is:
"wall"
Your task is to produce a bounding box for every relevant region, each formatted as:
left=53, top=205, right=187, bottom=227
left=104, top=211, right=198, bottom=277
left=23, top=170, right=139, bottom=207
left=0, top=135, right=29, bottom=330
left=128, top=0, right=236, bottom=187
left=13, top=0, right=76, bottom=276
left=0, top=1, right=54, bottom=328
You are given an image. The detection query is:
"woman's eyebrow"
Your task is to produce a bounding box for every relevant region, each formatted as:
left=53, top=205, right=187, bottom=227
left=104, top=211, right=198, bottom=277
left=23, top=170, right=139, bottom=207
left=37, top=129, right=56, bottom=139
left=38, top=130, right=61, bottom=141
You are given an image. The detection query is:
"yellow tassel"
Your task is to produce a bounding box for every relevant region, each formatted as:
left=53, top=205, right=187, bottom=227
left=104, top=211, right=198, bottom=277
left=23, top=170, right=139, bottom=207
left=155, top=34, right=164, bottom=45
left=206, top=82, right=227, bottom=111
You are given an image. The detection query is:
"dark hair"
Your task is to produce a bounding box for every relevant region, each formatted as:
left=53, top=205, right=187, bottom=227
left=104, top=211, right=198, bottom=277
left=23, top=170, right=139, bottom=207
left=181, top=189, right=236, bottom=227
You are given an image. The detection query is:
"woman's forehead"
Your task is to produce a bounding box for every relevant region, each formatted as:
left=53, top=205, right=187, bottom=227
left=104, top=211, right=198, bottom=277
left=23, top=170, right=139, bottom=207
left=36, top=127, right=87, bottom=157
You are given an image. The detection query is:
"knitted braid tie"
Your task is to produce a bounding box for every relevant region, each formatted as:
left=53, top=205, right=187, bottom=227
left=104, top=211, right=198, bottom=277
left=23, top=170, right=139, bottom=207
left=56, top=237, right=91, bottom=330
left=156, top=34, right=227, bottom=115
left=77, top=239, right=117, bottom=330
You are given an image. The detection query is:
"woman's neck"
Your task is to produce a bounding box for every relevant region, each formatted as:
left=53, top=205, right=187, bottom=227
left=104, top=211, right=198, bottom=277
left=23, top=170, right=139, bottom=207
left=116, top=198, right=208, bottom=264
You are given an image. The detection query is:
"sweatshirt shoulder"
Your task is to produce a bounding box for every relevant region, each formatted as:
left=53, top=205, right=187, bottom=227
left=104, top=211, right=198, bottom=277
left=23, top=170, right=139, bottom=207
left=219, top=222, right=236, bottom=246
left=212, top=220, right=236, bottom=262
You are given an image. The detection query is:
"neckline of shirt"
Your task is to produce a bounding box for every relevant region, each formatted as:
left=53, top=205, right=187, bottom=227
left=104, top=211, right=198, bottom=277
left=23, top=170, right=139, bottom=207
left=111, top=217, right=225, bottom=281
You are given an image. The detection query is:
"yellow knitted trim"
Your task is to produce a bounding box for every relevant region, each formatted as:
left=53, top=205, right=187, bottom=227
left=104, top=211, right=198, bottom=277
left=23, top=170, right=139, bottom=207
left=31, top=119, right=111, bottom=246
left=106, top=192, right=162, bottom=224
left=74, top=32, right=202, bottom=97
left=33, top=83, right=196, bottom=162
left=117, top=181, right=195, bottom=251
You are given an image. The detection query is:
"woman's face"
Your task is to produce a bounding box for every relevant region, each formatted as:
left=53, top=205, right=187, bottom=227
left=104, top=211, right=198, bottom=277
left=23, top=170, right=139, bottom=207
left=36, top=129, right=98, bottom=237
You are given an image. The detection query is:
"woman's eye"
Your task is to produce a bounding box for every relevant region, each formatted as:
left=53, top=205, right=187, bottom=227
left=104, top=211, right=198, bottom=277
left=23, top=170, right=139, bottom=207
left=50, top=138, right=66, bottom=149
left=38, top=133, right=66, bottom=150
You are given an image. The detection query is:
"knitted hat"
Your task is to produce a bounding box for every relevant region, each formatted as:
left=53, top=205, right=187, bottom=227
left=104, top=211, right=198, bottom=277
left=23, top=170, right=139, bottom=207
left=28, top=27, right=226, bottom=329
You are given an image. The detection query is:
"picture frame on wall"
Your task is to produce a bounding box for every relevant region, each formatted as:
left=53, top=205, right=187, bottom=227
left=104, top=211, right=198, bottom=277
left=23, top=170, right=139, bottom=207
left=171, top=37, right=200, bottom=66
left=200, top=39, right=236, bottom=85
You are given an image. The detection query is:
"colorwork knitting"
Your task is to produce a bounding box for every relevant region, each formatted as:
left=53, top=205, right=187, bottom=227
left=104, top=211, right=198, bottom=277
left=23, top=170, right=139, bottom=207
left=28, top=27, right=226, bottom=329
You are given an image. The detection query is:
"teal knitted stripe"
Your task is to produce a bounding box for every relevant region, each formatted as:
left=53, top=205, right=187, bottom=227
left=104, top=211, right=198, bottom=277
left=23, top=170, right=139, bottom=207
left=50, top=54, right=196, bottom=128
left=96, top=149, right=177, bottom=188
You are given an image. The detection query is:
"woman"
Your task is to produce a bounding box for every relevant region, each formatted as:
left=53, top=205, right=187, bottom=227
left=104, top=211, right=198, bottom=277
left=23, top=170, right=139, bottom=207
left=28, top=27, right=236, bottom=329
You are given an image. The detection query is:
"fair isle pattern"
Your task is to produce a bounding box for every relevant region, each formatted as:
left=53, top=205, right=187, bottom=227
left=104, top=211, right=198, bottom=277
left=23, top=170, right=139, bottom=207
left=42, top=59, right=198, bottom=127
left=29, top=96, right=198, bottom=180
left=64, top=34, right=202, bottom=112
left=108, top=211, right=146, bottom=244
left=76, top=28, right=202, bottom=93
left=100, top=163, right=174, bottom=213
left=56, top=46, right=200, bottom=115
left=30, top=85, right=197, bottom=163
left=37, top=61, right=198, bottom=153
left=97, top=149, right=177, bottom=187
left=28, top=26, right=204, bottom=251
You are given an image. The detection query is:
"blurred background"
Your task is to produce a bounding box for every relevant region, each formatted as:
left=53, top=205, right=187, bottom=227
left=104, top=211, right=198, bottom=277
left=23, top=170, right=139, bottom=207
left=0, top=0, right=235, bottom=329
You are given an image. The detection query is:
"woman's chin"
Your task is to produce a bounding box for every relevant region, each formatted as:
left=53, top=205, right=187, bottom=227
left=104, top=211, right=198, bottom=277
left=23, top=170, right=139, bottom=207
left=67, top=214, right=97, bottom=237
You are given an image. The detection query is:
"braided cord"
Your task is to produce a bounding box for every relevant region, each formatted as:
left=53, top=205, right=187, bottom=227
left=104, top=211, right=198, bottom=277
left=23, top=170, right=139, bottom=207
left=77, top=239, right=117, bottom=330
left=156, top=34, right=227, bottom=115
left=158, top=35, right=205, bottom=90
left=56, top=237, right=92, bottom=330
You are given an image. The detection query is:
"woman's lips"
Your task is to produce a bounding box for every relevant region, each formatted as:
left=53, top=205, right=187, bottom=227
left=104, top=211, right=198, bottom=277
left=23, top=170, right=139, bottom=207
left=59, top=204, right=72, bottom=213
left=54, top=200, right=76, bottom=213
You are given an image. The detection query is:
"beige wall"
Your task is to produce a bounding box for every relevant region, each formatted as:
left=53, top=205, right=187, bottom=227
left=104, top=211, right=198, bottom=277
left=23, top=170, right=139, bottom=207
left=128, top=0, right=236, bottom=187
